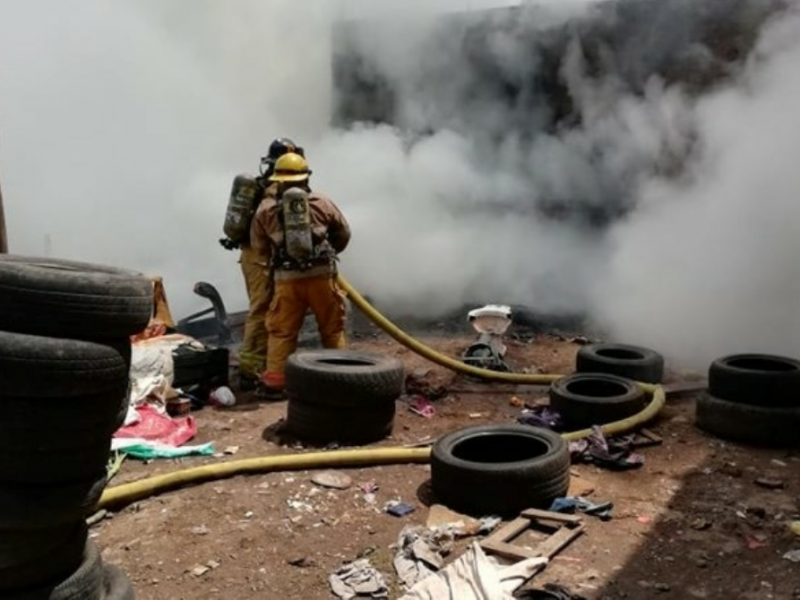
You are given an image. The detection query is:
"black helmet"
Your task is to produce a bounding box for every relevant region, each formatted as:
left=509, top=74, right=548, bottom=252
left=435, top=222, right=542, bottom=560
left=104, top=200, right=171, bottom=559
left=260, top=137, right=305, bottom=176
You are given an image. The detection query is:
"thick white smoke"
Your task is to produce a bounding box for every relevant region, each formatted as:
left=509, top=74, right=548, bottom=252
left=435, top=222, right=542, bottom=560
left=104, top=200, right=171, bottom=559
left=1, top=0, right=798, bottom=369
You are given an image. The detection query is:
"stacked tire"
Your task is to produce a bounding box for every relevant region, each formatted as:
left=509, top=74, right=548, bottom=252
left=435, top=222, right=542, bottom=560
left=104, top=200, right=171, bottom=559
left=696, top=353, right=800, bottom=447
left=284, top=349, right=405, bottom=445
left=0, top=255, right=152, bottom=599
left=575, top=343, right=665, bottom=384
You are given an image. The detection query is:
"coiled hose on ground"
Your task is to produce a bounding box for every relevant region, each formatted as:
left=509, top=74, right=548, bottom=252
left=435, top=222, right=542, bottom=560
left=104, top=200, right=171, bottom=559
left=97, top=274, right=665, bottom=511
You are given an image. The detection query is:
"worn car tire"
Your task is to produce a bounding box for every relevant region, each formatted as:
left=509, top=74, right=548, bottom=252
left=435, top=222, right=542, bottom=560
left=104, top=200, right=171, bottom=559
left=285, top=350, right=405, bottom=408
left=708, top=354, right=800, bottom=407
left=285, top=398, right=395, bottom=445
left=0, top=439, right=111, bottom=485
left=0, top=331, right=129, bottom=398
left=575, top=343, right=664, bottom=383
left=0, top=474, right=107, bottom=530
left=695, top=392, right=800, bottom=447
left=6, top=537, right=105, bottom=600
left=102, top=564, right=136, bottom=600
left=0, top=255, right=152, bottom=339
left=1, top=387, right=129, bottom=451
left=549, top=373, right=647, bottom=429
left=430, top=425, right=571, bottom=517
left=0, top=523, right=89, bottom=595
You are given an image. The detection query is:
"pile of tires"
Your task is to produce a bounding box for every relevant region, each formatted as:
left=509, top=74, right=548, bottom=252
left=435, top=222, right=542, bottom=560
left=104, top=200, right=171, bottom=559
left=430, top=425, right=571, bottom=517
left=0, top=255, right=152, bottom=599
left=575, top=343, right=664, bottom=384
left=549, top=372, right=648, bottom=429
left=284, top=349, right=405, bottom=445
left=696, top=353, right=800, bottom=447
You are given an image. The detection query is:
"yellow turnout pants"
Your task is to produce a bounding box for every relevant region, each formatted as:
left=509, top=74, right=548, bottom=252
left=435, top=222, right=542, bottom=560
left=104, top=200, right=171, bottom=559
left=263, top=274, right=346, bottom=388
left=238, top=245, right=272, bottom=378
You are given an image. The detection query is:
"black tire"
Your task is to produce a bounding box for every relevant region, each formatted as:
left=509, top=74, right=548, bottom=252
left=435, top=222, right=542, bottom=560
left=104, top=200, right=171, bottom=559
left=575, top=343, right=664, bottom=383
left=549, top=373, right=647, bottom=429
left=285, top=398, right=395, bottom=445
left=0, top=523, right=89, bottom=595
left=0, top=331, right=129, bottom=398
left=0, top=255, right=152, bottom=339
left=285, top=350, right=405, bottom=408
left=0, top=387, right=129, bottom=451
left=695, top=392, right=800, bottom=447
left=102, top=564, right=136, bottom=600
left=0, top=474, right=107, bottom=530
left=6, top=538, right=105, bottom=600
left=708, top=354, right=800, bottom=407
left=0, top=439, right=111, bottom=485
left=430, top=425, right=571, bottom=517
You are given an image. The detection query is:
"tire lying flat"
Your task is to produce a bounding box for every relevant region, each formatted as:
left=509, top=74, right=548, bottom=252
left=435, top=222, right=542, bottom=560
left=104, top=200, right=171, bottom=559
left=0, top=474, right=107, bottom=530
left=708, top=353, right=800, bottom=408
left=0, top=331, right=129, bottom=398
left=575, top=343, right=664, bottom=383
left=286, top=399, right=395, bottom=446
left=431, top=425, right=570, bottom=517
left=549, top=373, right=646, bottom=429
left=0, top=523, right=89, bottom=596
left=695, top=391, right=800, bottom=447
left=286, top=350, right=405, bottom=408
left=0, top=255, right=152, bottom=339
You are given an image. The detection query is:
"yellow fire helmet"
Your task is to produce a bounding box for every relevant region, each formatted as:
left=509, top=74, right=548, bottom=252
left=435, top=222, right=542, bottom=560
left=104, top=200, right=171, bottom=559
left=269, top=152, right=311, bottom=182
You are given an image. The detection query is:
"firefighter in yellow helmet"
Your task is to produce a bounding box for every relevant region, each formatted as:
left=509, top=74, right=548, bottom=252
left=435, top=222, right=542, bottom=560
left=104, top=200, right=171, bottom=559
left=220, top=138, right=303, bottom=391
left=250, top=152, right=351, bottom=397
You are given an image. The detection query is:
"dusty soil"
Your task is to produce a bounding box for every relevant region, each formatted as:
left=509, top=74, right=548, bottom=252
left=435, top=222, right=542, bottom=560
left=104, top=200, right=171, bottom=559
left=94, top=333, right=800, bottom=600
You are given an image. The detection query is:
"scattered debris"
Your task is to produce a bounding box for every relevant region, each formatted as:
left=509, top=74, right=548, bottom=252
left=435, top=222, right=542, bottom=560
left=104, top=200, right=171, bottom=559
left=518, top=407, right=562, bottom=430
left=311, top=470, right=353, bottom=490
left=393, top=525, right=455, bottom=588
left=386, top=501, right=416, bottom=517
left=223, top=445, right=239, bottom=455
left=190, top=565, right=210, bottom=577
left=405, top=371, right=448, bottom=401
left=189, top=560, right=219, bottom=578
left=190, top=525, right=210, bottom=536
left=719, top=462, right=743, bottom=478
left=754, top=477, right=784, bottom=489
left=771, top=459, right=788, bottom=467
left=398, top=541, right=547, bottom=600
left=288, top=556, right=315, bottom=568
left=509, top=396, right=525, bottom=408
left=329, top=558, right=389, bottom=600
left=789, top=521, right=800, bottom=536
left=549, top=496, right=614, bottom=521
left=407, top=396, right=435, bottom=418
left=689, top=517, right=712, bottom=531
left=783, top=549, right=800, bottom=563
left=569, top=427, right=645, bottom=471
left=515, top=583, right=588, bottom=599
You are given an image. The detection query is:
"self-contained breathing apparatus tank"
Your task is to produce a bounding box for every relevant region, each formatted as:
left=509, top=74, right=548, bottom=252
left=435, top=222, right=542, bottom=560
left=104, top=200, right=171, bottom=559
left=280, top=187, right=314, bottom=266
left=222, top=174, right=262, bottom=246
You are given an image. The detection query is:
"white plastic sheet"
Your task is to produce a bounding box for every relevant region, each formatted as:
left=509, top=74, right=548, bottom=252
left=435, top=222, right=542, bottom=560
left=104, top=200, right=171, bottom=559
left=398, top=542, right=547, bottom=600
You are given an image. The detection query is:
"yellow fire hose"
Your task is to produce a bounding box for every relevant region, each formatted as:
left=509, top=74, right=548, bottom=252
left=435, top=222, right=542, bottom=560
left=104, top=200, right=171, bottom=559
left=97, top=274, right=665, bottom=511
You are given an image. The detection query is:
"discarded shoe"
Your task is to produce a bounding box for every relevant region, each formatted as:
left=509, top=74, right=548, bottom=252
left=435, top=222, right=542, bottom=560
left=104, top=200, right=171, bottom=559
left=255, top=384, right=285, bottom=401
left=238, top=374, right=258, bottom=392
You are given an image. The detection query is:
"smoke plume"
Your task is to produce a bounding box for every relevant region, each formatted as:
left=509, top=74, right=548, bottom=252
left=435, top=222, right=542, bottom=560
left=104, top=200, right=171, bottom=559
left=1, top=0, right=798, bottom=368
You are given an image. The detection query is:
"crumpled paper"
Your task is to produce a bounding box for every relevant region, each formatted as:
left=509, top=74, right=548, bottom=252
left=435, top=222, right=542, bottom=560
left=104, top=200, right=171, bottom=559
left=399, top=541, right=548, bottom=600
left=393, top=525, right=456, bottom=588
left=329, top=558, right=389, bottom=599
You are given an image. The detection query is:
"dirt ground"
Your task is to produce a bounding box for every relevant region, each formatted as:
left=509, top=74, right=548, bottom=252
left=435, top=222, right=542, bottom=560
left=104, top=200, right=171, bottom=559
left=94, top=333, right=800, bottom=600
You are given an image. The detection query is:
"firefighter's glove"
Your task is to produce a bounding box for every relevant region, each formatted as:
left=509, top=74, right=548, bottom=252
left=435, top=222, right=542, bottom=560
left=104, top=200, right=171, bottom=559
left=219, top=237, right=241, bottom=251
